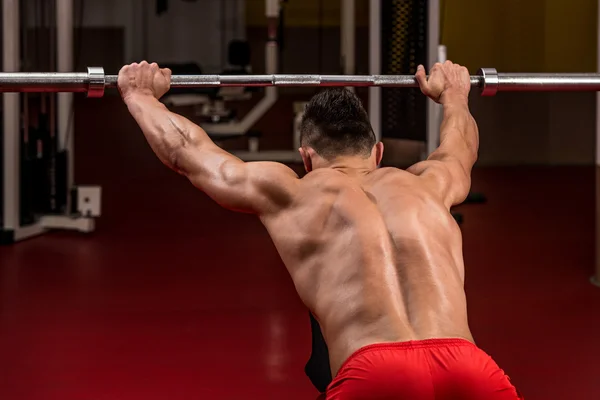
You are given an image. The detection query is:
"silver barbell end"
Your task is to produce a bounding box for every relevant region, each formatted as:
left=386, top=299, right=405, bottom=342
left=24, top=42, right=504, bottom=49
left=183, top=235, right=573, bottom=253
left=87, top=67, right=105, bottom=98
left=478, top=68, right=499, bottom=96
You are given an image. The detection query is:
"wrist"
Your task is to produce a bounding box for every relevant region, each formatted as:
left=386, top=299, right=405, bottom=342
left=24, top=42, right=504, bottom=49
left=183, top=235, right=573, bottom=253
left=440, top=90, right=469, bottom=106
left=123, top=90, right=155, bottom=104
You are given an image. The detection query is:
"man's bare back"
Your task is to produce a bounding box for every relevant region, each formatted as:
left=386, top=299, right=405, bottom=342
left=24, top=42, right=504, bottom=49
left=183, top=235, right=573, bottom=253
left=262, top=167, right=472, bottom=375
left=119, top=60, right=523, bottom=399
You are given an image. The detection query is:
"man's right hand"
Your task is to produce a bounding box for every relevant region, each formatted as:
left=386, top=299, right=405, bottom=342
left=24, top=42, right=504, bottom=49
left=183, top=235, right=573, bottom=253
left=118, top=61, right=172, bottom=102
left=415, top=60, right=471, bottom=105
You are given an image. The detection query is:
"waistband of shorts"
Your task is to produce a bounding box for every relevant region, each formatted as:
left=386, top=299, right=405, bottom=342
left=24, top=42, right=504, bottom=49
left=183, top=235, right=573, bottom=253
left=336, top=338, right=476, bottom=377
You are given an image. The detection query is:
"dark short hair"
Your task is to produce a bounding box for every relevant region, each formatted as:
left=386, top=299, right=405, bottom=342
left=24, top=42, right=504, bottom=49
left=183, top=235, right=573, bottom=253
left=300, top=88, right=376, bottom=159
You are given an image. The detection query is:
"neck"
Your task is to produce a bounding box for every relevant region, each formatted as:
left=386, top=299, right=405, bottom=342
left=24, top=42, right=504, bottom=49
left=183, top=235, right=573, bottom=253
left=315, top=156, right=375, bottom=175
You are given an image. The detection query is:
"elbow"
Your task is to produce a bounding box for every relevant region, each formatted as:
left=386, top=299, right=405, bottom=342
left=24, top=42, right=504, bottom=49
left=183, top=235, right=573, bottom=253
left=218, top=159, right=248, bottom=186
left=467, top=146, right=478, bottom=168
left=451, top=162, right=473, bottom=205
left=462, top=134, right=479, bottom=170
left=469, top=118, right=480, bottom=157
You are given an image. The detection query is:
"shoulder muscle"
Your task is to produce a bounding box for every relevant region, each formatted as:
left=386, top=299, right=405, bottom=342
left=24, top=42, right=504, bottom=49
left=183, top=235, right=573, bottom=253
left=406, top=159, right=471, bottom=208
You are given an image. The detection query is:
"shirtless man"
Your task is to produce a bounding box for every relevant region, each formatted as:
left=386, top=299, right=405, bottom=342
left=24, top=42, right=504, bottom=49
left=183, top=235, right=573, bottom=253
left=118, top=60, right=523, bottom=399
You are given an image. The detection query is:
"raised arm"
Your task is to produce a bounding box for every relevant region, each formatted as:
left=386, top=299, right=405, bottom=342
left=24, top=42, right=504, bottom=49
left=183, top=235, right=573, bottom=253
left=118, top=61, right=298, bottom=215
left=407, top=61, right=479, bottom=209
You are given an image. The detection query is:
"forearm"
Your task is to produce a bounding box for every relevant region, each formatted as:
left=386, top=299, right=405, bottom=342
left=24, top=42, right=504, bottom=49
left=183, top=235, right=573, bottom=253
left=124, top=93, right=213, bottom=174
left=435, top=95, right=479, bottom=169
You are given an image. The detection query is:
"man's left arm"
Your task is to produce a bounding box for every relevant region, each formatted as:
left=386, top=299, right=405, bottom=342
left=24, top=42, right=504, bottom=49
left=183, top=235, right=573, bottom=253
left=124, top=92, right=298, bottom=215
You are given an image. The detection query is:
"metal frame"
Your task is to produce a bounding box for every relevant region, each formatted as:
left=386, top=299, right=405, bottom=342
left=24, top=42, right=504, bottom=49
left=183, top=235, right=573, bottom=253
left=368, top=0, right=381, bottom=141
left=57, top=0, right=74, bottom=208
left=368, top=0, right=440, bottom=146
left=594, top=0, right=600, bottom=287
left=426, top=0, right=441, bottom=158
left=3, top=0, right=21, bottom=240
left=341, top=0, right=356, bottom=91
left=2, top=0, right=47, bottom=242
left=1, top=0, right=97, bottom=245
left=200, top=0, right=279, bottom=148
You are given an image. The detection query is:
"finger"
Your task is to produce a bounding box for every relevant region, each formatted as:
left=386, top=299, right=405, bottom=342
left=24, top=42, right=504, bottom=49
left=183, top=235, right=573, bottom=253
left=415, top=65, right=428, bottom=92
left=140, top=60, right=148, bottom=66
left=161, top=68, right=172, bottom=80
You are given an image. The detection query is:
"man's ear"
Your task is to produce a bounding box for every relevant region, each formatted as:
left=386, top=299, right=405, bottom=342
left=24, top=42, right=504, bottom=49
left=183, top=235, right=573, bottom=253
left=299, top=147, right=313, bottom=172
left=375, top=142, right=384, bottom=166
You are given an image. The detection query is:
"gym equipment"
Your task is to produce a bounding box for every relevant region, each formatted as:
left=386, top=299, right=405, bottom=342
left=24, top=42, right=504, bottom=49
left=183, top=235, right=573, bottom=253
left=197, top=0, right=280, bottom=158
left=3, top=67, right=600, bottom=95
left=2, top=0, right=98, bottom=245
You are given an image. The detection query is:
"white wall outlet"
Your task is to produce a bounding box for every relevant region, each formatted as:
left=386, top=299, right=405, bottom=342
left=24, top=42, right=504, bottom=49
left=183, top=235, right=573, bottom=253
left=77, top=186, right=102, bottom=217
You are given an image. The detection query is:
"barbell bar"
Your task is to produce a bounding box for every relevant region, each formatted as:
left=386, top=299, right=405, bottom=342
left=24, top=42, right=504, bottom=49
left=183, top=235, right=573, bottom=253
left=2, top=67, right=600, bottom=98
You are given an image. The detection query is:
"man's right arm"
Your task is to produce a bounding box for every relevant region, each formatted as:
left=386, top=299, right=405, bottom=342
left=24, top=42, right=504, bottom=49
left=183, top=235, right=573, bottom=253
left=407, top=61, right=479, bottom=209
left=118, top=61, right=299, bottom=216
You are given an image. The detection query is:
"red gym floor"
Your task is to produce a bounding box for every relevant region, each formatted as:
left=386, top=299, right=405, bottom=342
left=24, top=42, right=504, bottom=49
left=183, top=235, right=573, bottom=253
left=1, top=96, right=600, bottom=399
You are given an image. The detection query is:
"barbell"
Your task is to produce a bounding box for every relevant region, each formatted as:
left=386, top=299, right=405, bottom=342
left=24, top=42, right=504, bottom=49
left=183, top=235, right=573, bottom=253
left=2, top=67, right=600, bottom=98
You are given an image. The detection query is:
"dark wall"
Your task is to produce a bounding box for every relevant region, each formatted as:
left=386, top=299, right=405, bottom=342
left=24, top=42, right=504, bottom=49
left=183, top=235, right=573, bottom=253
left=247, top=27, right=370, bottom=75
left=470, top=92, right=595, bottom=166
left=21, top=28, right=125, bottom=73
left=73, top=28, right=125, bottom=74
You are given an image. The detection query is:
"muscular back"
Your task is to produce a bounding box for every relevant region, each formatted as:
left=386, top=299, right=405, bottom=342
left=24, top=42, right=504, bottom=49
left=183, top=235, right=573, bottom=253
left=261, top=167, right=473, bottom=375
left=121, top=59, right=479, bottom=379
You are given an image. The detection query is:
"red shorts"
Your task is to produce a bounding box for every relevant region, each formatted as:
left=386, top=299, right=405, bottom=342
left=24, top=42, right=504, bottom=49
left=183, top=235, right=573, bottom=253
left=323, top=339, right=524, bottom=400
